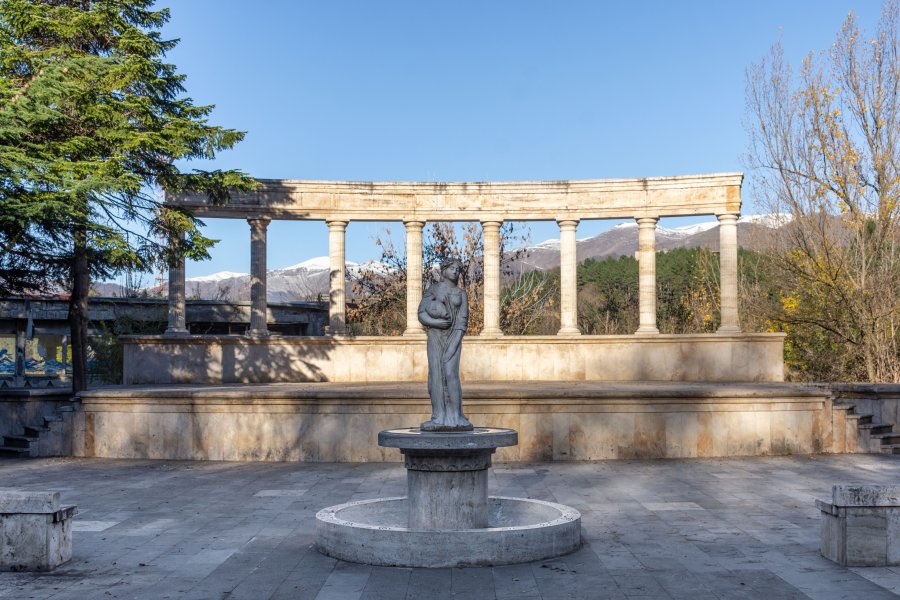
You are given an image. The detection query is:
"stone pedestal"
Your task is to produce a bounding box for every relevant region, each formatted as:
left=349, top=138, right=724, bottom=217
left=817, top=484, right=900, bottom=566
left=379, top=428, right=517, bottom=530
left=0, top=490, right=76, bottom=572
left=316, top=426, right=581, bottom=567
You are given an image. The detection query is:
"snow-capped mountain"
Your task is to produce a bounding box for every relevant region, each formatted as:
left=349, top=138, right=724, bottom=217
left=94, top=214, right=788, bottom=300
left=508, top=214, right=784, bottom=272
left=187, top=271, right=248, bottom=283
left=178, top=257, right=396, bottom=302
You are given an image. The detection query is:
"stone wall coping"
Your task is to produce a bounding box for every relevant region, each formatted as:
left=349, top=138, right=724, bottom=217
left=78, top=381, right=828, bottom=401
left=829, top=383, right=900, bottom=397
left=0, top=389, right=74, bottom=401
left=815, top=499, right=838, bottom=516
left=119, top=333, right=786, bottom=346
left=832, top=485, right=900, bottom=507
left=0, top=490, right=60, bottom=513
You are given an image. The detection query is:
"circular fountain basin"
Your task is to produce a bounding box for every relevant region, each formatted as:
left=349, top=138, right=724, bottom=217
left=315, top=496, right=581, bottom=568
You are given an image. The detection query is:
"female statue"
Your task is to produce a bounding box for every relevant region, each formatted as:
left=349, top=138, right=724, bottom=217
left=417, top=258, right=473, bottom=431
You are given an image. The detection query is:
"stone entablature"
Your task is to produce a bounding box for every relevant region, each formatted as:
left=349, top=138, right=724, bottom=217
left=168, top=173, right=742, bottom=221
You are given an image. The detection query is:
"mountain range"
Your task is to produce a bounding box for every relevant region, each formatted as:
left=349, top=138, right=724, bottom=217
left=93, top=215, right=785, bottom=301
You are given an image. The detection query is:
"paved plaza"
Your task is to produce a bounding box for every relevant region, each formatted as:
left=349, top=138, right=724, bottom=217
left=1, top=455, right=899, bottom=599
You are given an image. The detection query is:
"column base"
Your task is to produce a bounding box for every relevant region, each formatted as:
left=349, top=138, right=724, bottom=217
left=556, top=327, right=581, bottom=336
left=323, top=327, right=346, bottom=337
left=480, top=328, right=503, bottom=337
left=245, top=329, right=270, bottom=339
left=163, top=328, right=190, bottom=338
left=717, top=325, right=741, bottom=334
left=634, top=326, right=660, bottom=335
left=402, top=328, right=426, bottom=337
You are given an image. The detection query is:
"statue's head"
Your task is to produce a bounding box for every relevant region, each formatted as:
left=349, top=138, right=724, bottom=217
left=440, top=258, right=462, bottom=281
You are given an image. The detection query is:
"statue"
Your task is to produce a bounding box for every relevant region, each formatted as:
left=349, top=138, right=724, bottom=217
left=417, top=258, right=473, bottom=431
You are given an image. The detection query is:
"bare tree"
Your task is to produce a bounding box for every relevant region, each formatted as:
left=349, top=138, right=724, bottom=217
left=348, top=222, right=537, bottom=335
left=746, top=3, right=900, bottom=382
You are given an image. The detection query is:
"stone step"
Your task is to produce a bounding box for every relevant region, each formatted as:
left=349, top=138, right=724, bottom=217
left=22, top=425, right=50, bottom=438
left=859, top=423, right=894, bottom=435
left=872, top=431, right=900, bottom=445
left=880, top=444, right=900, bottom=455
left=848, top=413, right=873, bottom=425
left=43, top=414, right=63, bottom=423
left=3, top=435, right=32, bottom=449
left=0, top=446, right=30, bottom=458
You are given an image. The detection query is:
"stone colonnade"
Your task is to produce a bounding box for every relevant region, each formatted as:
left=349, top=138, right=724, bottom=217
left=164, top=214, right=742, bottom=337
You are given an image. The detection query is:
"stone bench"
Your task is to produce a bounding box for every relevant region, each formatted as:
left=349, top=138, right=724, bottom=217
left=817, top=484, right=900, bottom=566
left=0, top=490, right=76, bottom=571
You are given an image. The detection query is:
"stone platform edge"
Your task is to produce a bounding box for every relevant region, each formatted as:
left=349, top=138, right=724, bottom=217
left=72, top=381, right=835, bottom=462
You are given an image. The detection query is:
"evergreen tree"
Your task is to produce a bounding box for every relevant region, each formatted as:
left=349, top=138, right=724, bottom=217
left=0, top=0, right=253, bottom=391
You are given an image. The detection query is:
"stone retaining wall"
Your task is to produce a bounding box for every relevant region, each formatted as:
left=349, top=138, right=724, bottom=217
left=76, top=382, right=830, bottom=462
left=121, top=334, right=785, bottom=385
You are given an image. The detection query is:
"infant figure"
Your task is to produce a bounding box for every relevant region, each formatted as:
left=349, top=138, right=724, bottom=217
left=426, top=299, right=449, bottom=320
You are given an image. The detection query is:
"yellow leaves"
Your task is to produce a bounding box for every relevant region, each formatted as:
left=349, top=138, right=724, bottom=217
left=781, top=293, right=800, bottom=315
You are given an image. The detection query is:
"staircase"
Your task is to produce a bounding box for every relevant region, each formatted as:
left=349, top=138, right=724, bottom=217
left=835, top=395, right=900, bottom=455
left=0, top=404, right=75, bottom=458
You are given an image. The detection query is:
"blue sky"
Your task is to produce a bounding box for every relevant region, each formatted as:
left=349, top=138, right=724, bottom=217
left=158, top=0, right=883, bottom=279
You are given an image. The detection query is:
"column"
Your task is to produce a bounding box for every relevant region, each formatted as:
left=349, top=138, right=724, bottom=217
left=481, top=220, right=502, bottom=336
left=717, top=213, right=741, bottom=333
left=404, top=220, right=426, bottom=336
left=557, top=219, right=581, bottom=335
left=248, top=217, right=270, bottom=337
left=164, top=230, right=188, bottom=336
left=14, top=321, right=25, bottom=387
left=636, top=217, right=659, bottom=334
left=60, top=334, right=68, bottom=381
left=327, top=220, right=348, bottom=335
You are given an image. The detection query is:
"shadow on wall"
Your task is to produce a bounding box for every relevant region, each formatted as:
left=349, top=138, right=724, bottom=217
left=151, top=337, right=335, bottom=385
left=218, top=339, right=332, bottom=383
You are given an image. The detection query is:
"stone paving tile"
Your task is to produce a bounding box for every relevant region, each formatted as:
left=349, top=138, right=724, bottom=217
left=359, top=566, right=412, bottom=600
left=1, top=455, right=900, bottom=598
left=492, top=562, right=542, bottom=600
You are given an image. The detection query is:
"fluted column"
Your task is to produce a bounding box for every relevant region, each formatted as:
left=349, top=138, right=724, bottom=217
left=636, top=217, right=659, bottom=334
left=481, top=220, right=503, bottom=336
left=248, top=217, right=270, bottom=336
left=327, top=219, right=348, bottom=335
left=164, top=230, right=188, bottom=336
left=404, top=220, right=425, bottom=336
left=717, top=213, right=741, bottom=333
left=557, top=219, right=581, bottom=335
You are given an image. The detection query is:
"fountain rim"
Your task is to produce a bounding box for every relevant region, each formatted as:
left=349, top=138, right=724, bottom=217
left=315, top=495, right=581, bottom=533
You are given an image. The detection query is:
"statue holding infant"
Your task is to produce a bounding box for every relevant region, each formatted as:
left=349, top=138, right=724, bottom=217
left=417, top=258, right=474, bottom=432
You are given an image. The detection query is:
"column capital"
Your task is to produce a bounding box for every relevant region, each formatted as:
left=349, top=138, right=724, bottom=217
left=326, top=219, right=348, bottom=229
left=403, top=219, right=425, bottom=230
left=717, top=213, right=740, bottom=224
left=480, top=219, right=503, bottom=229
left=247, top=216, right=271, bottom=229
left=556, top=219, right=579, bottom=229
left=635, top=216, right=658, bottom=227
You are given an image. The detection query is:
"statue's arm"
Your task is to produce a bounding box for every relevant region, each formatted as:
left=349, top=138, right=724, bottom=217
left=454, top=290, right=469, bottom=332
left=418, top=288, right=450, bottom=329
